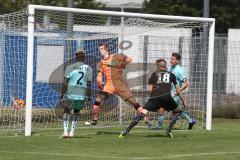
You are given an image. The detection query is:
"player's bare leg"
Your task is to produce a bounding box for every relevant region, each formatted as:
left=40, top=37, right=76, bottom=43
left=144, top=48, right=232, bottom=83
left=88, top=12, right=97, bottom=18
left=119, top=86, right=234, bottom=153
left=92, top=96, right=101, bottom=121
left=93, top=105, right=100, bottom=121
left=127, top=96, right=143, bottom=113
left=85, top=101, right=100, bottom=126
left=85, top=95, right=105, bottom=126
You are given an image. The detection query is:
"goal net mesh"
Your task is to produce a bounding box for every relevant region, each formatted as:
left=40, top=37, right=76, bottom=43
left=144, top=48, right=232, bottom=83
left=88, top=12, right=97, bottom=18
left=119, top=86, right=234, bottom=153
left=0, top=7, right=211, bottom=134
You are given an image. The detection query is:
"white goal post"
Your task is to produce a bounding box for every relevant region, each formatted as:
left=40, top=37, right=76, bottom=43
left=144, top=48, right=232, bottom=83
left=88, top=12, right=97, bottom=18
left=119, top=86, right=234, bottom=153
left=0, top=4, right=215, bottom=136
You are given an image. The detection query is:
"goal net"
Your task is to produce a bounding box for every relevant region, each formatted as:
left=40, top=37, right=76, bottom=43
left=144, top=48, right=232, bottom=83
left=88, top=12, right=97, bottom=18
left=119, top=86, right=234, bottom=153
left=0, top=5, right=215, bottom=135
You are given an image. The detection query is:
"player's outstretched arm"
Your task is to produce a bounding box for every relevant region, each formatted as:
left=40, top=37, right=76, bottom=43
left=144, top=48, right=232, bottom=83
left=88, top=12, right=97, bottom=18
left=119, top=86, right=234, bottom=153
left=176, top=85, right=187, bottom=109
left=60, top=78, right=69, bottom=100
left=147, top=84, right=153, bottom=93
left=96, top=61, right=103, bottom=90
left=124, top=55, right=132, bottom=64
left=86, top=81, right=92, bottom=100
left=96, top=72, right=103, bottom=90
left=87, top=66, right=93, bottom=101
left=180, top=79, right=189, bottom=92
left=118, top=54, right=132, bottom=69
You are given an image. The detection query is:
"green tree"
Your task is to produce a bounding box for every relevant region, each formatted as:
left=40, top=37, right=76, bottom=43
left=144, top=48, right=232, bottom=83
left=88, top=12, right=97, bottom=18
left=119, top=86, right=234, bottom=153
left=143, top=0, right=240, bottom=33
left=0, top=0, right=104, bottom=15
left=210, top=0, right=240, bottom=33
left=74, top=0, right=104, bottom=9
left=143, top=0, right=202, bottom=17
left=0, top=0, right=25, bottom=14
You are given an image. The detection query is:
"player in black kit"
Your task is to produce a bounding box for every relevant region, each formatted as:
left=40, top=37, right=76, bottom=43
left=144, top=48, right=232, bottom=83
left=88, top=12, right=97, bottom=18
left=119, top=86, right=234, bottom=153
left=119, top=58, right=187, bottom=138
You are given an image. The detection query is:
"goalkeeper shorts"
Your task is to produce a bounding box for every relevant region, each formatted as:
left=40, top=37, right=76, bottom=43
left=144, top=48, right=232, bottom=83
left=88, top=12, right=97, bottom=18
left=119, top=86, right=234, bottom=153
left=103, top=81, right=134, bottom=101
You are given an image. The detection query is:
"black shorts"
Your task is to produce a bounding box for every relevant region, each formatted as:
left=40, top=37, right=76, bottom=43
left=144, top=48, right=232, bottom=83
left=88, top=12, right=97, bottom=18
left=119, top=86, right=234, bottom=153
left=143, top=96, right=178, bottom=112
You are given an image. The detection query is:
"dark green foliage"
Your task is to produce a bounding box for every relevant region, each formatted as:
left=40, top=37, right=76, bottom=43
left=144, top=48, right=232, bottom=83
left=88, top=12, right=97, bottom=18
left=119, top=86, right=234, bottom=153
left=0, top=0, right=105, bottom=15
left=143, top=0, right=240, bottom=33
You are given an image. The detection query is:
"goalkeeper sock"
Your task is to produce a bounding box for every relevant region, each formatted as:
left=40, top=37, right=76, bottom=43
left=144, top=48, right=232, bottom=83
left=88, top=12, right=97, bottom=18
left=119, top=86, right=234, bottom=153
left=180, top=111, right=192, bottom=123
left=157, top=115, right=165, bottom=128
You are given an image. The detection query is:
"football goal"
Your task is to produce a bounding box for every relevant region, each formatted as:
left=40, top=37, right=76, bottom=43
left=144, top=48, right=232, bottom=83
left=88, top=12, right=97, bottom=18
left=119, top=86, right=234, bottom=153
left=0, top=5, right=215, bottom=136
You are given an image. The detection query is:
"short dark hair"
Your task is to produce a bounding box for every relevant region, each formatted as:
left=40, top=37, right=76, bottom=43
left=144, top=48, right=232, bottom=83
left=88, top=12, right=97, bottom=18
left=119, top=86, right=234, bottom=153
left=172, top=52, right=181, bottom=60
left=75, top=50, right=85, bottom=61
left=156, top=58, right=167, bottom=65
left=99, top=43, right=109, bottom=52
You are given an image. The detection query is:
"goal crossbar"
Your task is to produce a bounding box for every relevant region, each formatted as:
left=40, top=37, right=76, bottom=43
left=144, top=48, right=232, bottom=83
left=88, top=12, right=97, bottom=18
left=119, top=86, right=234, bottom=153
left=29, top=4, right=215, bottom=23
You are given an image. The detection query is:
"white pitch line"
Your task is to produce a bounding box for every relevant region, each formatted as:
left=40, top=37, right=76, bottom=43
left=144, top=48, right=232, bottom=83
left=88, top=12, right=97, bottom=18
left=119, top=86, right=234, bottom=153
left=0, top=150, right=240, bottom=160
left=130, top=151, right=240, bottom=159
left=0, top=150, right=122, bottom=159
left=1, top=128, right=240, bottom=138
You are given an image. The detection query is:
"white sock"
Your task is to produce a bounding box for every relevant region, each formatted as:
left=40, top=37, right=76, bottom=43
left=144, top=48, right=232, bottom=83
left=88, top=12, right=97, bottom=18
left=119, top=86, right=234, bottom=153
left=63, top=121, right=69, bottom=133
left=70, top=121, right=77, bottom=133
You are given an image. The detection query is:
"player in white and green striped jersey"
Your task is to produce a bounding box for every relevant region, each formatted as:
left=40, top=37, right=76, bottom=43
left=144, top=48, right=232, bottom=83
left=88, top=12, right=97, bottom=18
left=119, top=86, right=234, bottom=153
left=59, top=50, right=93, bottom=138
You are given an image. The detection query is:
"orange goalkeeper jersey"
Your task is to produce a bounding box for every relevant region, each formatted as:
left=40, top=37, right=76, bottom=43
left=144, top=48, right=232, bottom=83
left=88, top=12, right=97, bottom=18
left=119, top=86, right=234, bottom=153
left=97, top=54, right=132, bottom=84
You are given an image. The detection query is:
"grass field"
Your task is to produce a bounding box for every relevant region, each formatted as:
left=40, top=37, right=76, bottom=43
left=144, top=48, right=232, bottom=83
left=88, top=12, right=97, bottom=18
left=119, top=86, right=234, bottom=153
left=0, top=119, right=240, bottom=160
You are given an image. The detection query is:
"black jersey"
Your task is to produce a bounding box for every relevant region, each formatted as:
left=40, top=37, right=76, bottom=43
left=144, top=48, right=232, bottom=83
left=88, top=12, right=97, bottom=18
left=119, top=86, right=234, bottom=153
left=148, top=70, right=177, bottom=98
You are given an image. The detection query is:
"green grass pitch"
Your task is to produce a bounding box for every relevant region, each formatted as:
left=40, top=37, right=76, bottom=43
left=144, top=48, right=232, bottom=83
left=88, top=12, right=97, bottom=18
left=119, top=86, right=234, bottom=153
left=0, top=119, right=240, bottom=160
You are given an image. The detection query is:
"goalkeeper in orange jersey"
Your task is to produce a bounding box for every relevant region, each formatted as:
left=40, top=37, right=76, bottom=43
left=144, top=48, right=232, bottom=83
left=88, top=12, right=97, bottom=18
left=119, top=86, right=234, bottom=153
left=85, top=43, right=150, bottom=126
